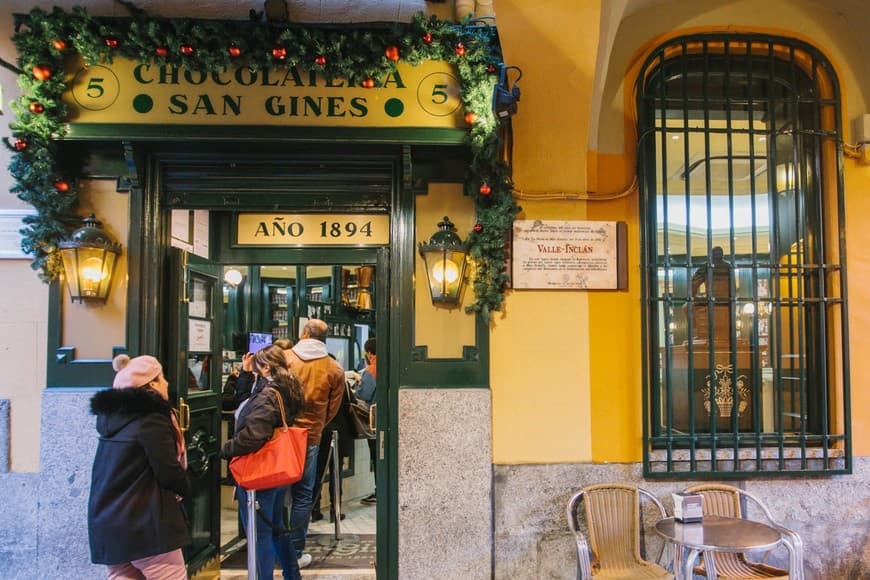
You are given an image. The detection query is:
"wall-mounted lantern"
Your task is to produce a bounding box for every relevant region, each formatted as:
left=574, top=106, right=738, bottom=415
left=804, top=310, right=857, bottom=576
left=57, top=214, right=122, bottom=303
left=418, top=216, right=468, bottom=306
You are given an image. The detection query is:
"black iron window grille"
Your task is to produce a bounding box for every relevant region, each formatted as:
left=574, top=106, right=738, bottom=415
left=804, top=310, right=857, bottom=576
left=636, top=34, right=851, bottom=477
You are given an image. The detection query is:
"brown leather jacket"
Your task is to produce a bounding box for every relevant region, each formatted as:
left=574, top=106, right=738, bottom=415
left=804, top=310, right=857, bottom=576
left=284, top=341, right=345, bottom=446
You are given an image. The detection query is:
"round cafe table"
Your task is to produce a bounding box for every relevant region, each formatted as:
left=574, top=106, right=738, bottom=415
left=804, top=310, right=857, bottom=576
left=655, top=515, right=782, bottom=580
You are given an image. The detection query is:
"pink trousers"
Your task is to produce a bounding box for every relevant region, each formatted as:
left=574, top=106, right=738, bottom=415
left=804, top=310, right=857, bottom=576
left=106, top=548, right=187, bottom=580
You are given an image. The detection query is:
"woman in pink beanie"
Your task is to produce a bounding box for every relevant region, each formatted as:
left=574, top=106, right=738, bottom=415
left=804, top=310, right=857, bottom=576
left=88, top=354, right=190, bottom=579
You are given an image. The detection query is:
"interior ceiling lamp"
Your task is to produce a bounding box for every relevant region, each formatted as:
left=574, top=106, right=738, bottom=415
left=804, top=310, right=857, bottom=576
left=58, top=214, right=122, bottom=303
left=224, top=268, right=244, bottom=286
left=493, top=64, right=521, bottom=121
left=418, top=216, right=468, bottom=306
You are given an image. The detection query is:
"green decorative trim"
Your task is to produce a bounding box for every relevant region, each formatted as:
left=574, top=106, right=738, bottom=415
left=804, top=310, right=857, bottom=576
left=410, top=344, right=478, bottom=363
left=64, top=123, right=468, bottom=144
left=7, top=6, right=519, bottom=318
left=46, top=281, right=127, bottom=388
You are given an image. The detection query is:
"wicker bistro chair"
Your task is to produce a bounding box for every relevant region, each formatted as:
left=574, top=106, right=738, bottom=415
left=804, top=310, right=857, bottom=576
left=683, top=484, right=804, bottom=580
left=566, top=483, right=674, bottom=580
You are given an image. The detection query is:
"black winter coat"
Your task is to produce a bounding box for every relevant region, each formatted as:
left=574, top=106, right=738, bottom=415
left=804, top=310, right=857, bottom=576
left=88, top=387, right=191, bottom=565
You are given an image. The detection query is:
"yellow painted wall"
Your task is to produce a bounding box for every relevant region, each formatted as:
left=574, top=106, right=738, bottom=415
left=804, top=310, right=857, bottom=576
left=490, top=0, right=601, bottom=464
left=415, top=183, right=477, bottom=359
left=61, top=181, right=129, bottom=358
left=587, top=156, right=642, bottom=461
left=0, top=261, right=47, bottom=472
left=844, top=156, right=870, bottom=456
left=493, top=0, right=870, bottom=464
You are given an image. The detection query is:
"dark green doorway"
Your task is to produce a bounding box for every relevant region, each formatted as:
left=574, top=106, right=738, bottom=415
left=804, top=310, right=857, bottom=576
left=215, top=260, right=384, bottom=575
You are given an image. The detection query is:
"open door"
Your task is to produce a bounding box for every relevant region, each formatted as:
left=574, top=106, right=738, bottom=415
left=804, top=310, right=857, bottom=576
left=165, top=249, right=223, bottom=575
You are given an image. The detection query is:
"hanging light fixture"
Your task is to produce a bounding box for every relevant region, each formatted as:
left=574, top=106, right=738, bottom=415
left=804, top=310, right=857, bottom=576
left=57, top=214, right=122, bottom=303
left=224, top=268, right=244, bottom=286
left=418, top=216, right=468, bottom=306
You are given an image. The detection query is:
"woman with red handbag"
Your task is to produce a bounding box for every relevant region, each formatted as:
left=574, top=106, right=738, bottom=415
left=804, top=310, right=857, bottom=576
left=220, top=345, right=305, bottom=580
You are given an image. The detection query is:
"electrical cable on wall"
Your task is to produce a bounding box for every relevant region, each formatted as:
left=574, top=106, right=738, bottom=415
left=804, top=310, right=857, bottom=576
left=512, top=176, right=639, bottom=201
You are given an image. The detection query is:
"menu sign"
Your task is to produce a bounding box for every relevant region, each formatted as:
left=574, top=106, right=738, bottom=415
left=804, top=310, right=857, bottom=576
left=512, top=220, right=626, bottom=290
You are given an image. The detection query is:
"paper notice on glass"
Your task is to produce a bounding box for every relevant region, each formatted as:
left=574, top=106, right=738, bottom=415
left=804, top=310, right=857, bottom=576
left=170, top=209, right=209, bottom=259
left=189, top=319, right=211, bottom=352
left=170, top=209, right=194, bottom=252
left=192, top=210, right=209, bottom=258
left=512, top=220, right=625, bottom=290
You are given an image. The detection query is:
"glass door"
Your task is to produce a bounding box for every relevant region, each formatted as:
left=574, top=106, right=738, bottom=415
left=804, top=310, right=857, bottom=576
left=165, top=249, right=223, bottom=574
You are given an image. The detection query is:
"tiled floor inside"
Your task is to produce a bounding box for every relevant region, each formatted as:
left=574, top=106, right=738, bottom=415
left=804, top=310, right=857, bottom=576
left=219, top=485, right=377, bottom=579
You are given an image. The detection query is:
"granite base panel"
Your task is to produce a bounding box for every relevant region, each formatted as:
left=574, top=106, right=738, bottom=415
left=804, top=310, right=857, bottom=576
left=38, top=389, right=104, bottom=580
left=0, top=399, right=9, bottom=472
left=493, top=459, right=870, bottom=580
left=0, top=472, right=39, bottom=576
left=397, top=388, right=492, bottom=580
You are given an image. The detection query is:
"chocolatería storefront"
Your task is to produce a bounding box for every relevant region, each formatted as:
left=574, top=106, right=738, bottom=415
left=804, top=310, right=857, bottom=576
left=7, top=5, right=509, bottom=578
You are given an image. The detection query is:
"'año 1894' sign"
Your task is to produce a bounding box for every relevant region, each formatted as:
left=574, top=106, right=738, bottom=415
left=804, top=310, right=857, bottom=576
left=236, top=213, right=389, bottom=246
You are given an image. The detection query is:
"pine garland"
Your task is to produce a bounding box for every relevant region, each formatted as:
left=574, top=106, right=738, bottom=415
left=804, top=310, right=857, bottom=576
left=6, top=7, right=519, bottom=318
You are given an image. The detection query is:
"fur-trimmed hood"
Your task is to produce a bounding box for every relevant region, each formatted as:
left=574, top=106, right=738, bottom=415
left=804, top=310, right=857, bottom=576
left=90, top=387, right=173, bottom=438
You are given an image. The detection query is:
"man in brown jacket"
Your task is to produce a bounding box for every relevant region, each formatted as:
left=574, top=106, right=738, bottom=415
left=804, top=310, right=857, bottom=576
left=284, top=318, right=345, bottom=567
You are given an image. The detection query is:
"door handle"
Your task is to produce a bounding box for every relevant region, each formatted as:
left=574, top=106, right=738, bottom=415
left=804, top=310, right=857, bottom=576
left=178, top=397, right=190, bottom=432
left=187, top=429, right=218, bottom=478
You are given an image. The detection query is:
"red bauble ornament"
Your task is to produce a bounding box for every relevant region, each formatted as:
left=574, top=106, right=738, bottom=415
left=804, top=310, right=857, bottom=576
left=314, top=55, right=327, bottom=66
left=487, top=64, right=496, bottom=74
left=479, top=183, right=492, bottom=195
left=52, top=39, right=67, bottom=51
left=13, top=139, right=27, bottom=151
left=422, top=32, right=433, bottom=45
left=155, top=46, right=168, bottom=57
left=455, top=43, right=466, bottom=57
left=54, top=180, right=70, bottom=193
left=32, top=65, right=52, bottom=81
left=104, top=37, right=119, bottom=49
left=384, top=45, right=400, bottom=62
left=228, top=45, right=242, bottom=58
left=464, top=112, right=478, bottom=125
left=29, top=102, right=44, bottom=114
left=180, top=44, right=194, bottom=56
left=473, top=223, right=483, bottom=233
left=362, top=77, right=375, bottom=89
left=271, top=46, right=287, bottom=60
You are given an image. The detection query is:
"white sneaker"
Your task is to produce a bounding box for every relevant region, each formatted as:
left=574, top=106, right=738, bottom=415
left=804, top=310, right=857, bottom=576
left=297, top=553, right=313, bottom=569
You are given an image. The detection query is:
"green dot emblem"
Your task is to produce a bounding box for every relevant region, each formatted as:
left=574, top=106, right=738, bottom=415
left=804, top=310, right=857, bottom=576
left=385, top=98, right=404, bottom=118
left=133, top=94, right=154, bottom=114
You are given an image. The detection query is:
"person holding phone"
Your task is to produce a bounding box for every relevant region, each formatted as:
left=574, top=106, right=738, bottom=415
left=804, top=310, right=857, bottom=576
left=230, top=339, right=294, bottom=408
left=221, top=345, right=305, bottom=580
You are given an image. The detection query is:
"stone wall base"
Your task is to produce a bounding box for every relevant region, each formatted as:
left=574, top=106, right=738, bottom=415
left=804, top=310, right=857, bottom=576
left=493, top=460, right=870, bottom=580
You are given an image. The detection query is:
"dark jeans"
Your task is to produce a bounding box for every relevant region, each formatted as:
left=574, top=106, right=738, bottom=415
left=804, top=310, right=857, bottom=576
left=236, top=486, right=301, bottom=580
left=288, top=444, right=320, bottom=557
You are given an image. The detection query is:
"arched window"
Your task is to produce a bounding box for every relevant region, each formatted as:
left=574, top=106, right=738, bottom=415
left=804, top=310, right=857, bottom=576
left=637, top=34, right=851, bottom=476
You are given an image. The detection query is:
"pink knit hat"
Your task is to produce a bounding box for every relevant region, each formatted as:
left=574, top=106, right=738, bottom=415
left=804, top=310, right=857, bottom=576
left=112, top=354, right=162, bottom=389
